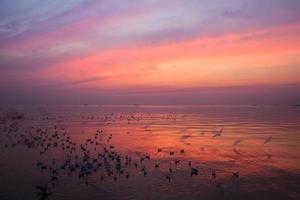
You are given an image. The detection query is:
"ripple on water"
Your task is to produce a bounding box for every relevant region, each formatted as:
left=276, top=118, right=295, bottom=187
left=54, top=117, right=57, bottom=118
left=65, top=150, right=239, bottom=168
left=0, top=105, right=299, bottom=200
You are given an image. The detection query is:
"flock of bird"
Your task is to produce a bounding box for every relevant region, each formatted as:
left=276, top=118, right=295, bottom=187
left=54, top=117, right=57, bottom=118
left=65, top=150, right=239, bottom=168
left=0, top=108, right=272, bottom=200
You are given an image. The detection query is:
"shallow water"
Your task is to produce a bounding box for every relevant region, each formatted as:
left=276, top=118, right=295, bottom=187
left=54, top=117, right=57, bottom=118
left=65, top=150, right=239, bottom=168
left=0, top=105, right=300, bottom=200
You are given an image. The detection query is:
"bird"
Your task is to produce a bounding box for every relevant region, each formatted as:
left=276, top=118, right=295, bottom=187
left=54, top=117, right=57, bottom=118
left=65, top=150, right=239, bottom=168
left=190, top=168, right=198, bottom=177
left=143, top=170, right=148, bottom=177
left=36, top=185, right=52, bottom=200
left=264, top=136, right=272, bottom=144
left=233, top=139, right=242, bottom=146
left=232, top=171, right=239, bottom=178
left=212, top=128, right=223, bottom=138
left=125, top=172, right=130, bottom=179
left=2, top=112, right=247, bottom=198
left=100, top=176, right=105, bottom=182
left=212, top=169, right=216, bottom=178
left=233, top=148, right=241, bottom=155
left=165, top=174, right=171, bottom=182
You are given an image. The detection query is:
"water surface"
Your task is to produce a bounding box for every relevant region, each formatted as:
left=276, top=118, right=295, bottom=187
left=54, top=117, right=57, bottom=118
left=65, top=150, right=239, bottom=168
left=0, top=105, right=299, bottom=200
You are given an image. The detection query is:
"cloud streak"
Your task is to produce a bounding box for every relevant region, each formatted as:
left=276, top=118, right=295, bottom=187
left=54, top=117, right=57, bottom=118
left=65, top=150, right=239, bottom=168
left=0, top=0, right=300, bottom=104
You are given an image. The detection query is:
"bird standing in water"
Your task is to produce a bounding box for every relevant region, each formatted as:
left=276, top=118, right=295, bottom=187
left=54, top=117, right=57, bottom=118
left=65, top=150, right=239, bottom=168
left=191, top=168, right=198, bottom=177
left=36, top=185, right=52, bottom=200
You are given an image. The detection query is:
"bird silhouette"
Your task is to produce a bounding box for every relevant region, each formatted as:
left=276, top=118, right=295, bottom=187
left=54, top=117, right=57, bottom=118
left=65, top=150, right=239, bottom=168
left=264, top=136, right=272, bottom=144
left=36, top=185, right=52, bottom=200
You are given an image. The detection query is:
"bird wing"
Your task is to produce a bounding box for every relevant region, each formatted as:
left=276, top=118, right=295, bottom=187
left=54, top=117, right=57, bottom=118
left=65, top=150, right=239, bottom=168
left=36, top=186, right=46, bottom=192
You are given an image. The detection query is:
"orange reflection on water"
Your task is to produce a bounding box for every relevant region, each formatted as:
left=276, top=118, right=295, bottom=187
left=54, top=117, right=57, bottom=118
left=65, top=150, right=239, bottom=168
left=1, top=105, right=300, bottom=200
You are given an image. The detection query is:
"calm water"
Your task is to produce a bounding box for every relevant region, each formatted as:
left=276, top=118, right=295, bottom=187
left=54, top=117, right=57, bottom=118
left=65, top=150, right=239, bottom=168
left=0, top=105, right=300, bottom=200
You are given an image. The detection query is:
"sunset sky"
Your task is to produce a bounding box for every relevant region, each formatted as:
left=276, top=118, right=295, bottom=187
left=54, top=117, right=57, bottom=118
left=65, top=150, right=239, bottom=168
left=0, top=0, right=300, bottom=105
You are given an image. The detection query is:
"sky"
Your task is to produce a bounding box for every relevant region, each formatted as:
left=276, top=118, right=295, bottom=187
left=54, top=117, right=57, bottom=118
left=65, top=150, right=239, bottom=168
left=0, top=0, right=300, bottom=105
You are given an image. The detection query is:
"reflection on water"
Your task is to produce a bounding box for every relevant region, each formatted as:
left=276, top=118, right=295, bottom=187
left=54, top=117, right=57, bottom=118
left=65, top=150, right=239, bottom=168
left=0, top=105, right=300, bottom=200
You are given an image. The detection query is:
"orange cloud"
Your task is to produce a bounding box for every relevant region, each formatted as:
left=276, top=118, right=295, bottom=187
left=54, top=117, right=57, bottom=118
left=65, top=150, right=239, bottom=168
left=38, top=23, right=300, bottom=90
